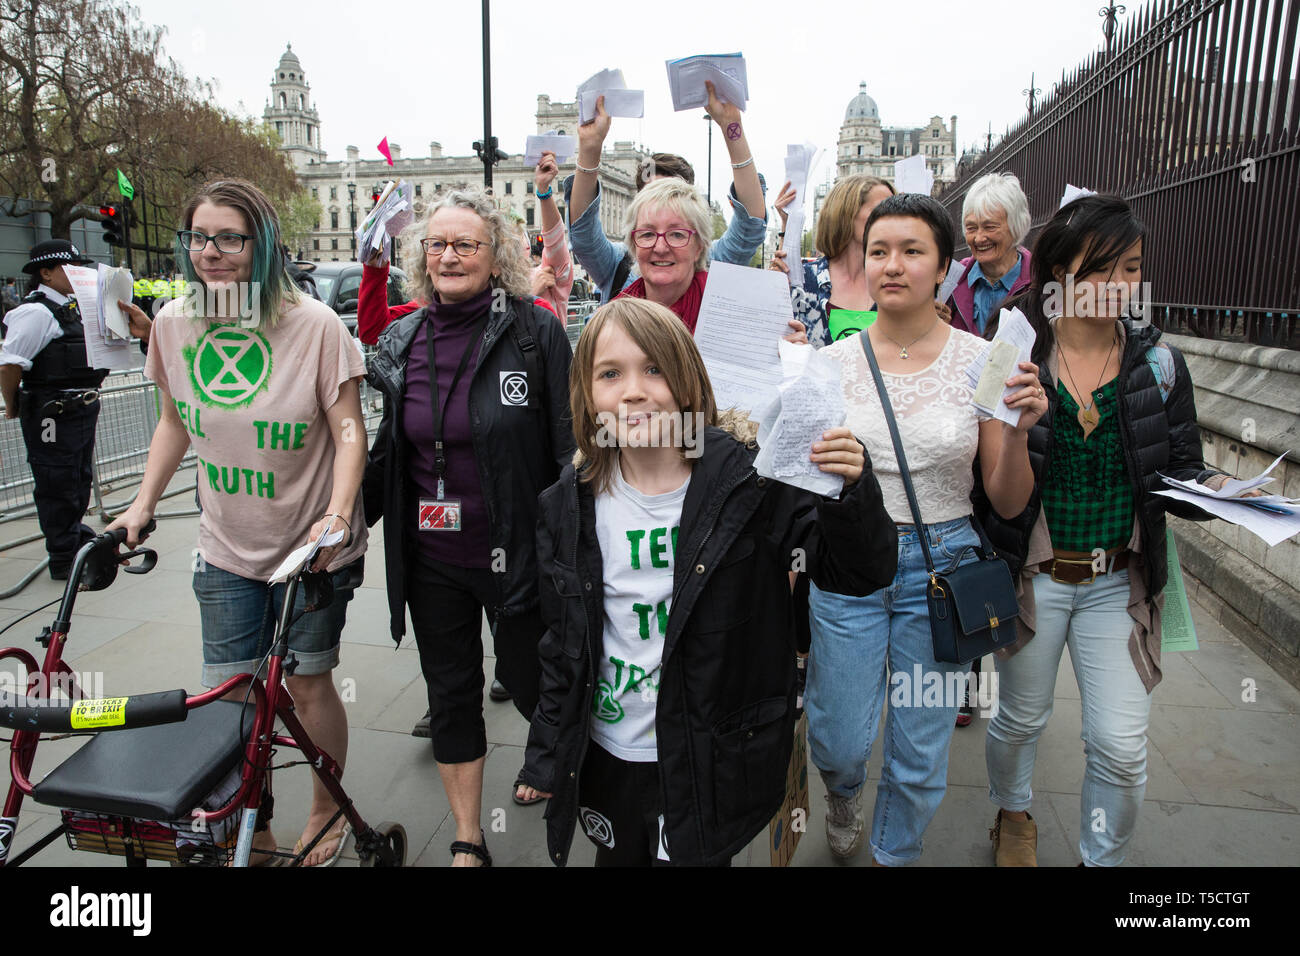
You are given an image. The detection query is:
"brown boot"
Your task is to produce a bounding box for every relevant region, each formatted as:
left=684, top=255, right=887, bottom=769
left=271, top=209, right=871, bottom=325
left=989, top=810, right=1037, bottom=867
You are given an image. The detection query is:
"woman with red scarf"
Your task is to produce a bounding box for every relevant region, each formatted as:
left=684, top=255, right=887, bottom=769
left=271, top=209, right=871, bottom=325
left=616, top=176, right=805, bottom=344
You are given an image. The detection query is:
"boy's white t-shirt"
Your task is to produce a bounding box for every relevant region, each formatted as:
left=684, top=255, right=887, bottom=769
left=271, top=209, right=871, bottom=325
left=590, top=460, right=689, bottom=762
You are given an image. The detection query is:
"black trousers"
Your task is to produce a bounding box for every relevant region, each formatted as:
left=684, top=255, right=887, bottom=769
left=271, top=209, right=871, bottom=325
left=578, top=741, right=668, bottom=867
left=406, top=551, right=544, bottom=764
left=19, top=395, right=98, bottom=570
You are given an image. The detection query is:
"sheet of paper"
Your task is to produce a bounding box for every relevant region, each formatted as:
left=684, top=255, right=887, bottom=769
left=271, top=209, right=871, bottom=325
left=100, top=266, right=134, bottom=340
left=666, top=53, right=748, bottom=111
left=578, top=89, right=645, bottom=124
left=1059, top=183, right=1098, bottom=208
left=268, top=527, right=346, bottom=584
left=754, top=341, right=845, bottom=497
left=781, top=208, right=805, bottom=287
left=964, top=307, right=1035, bottom=425
left=1161, top=527, right=1199, bottom=653
left=525, top=132, right=578, bottom=165
left=893, top=153, right=934, bottom=196
left=783, top=142, right=818, bottom=206
left=577, top=68, right=626, bottom=95
left=693, top=261, right=796, bottom=414
left=1162, top=453, right=1288, bottom=500
left=1153, top=489, right=1300, bottom=546
left=937, top=260, right=966, bottom=304
left=64, top=265, right=135, bottom=370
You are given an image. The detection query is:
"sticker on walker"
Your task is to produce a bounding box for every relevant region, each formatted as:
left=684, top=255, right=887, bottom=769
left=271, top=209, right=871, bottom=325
left=69, top=696, right=129, bottom=729
left=419, top=497, right=462, bottom=531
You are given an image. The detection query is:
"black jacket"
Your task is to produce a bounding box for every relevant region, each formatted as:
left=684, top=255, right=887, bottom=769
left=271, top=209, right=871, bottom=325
left=362, top=295, right=575, bottom=642
left=973, top=320, right=1218, bottom=596
left=519, top=427, right=898, bottom=866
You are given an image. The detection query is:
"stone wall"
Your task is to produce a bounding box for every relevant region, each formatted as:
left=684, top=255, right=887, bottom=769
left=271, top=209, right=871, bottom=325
left=1164, top=333, right=1300, bottom=689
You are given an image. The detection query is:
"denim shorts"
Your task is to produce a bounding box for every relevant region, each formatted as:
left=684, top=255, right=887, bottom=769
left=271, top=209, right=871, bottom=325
left=192, top=558, right=363, bottom=688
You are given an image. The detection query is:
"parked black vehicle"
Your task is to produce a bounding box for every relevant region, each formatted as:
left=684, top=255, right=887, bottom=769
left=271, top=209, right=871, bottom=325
left=302, top=261, right=408, bottom=334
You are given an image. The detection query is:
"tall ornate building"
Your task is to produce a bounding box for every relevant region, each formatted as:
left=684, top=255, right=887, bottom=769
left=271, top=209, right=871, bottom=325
left=265, top=45, right=648, bottom=263
left=836, top=82, right=958, bottom=190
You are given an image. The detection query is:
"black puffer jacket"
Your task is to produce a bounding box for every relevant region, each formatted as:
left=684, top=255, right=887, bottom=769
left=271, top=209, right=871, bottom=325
left=519, top=427, right=897, bottom=866
left=973, top=320, right=1218, bottom=595
left=362, top=295, right=575, bottom=642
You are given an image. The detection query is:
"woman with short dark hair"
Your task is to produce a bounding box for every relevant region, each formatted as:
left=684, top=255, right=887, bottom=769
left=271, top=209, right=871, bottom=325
left=807, top=193, right=1047, bottom=865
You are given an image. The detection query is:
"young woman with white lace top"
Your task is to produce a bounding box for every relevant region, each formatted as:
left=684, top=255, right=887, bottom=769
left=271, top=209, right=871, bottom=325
left=805, top=193, right=1048, bottom=865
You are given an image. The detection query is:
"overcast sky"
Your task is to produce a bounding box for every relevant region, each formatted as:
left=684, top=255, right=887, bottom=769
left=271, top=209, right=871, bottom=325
left=133, top=0, right=1132, bottom=207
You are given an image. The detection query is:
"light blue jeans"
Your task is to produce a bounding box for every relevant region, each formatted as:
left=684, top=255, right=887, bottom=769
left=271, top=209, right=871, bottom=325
left=805, top=516, right=979, bottom=866
left=985, top=569, right=1151, bottom=866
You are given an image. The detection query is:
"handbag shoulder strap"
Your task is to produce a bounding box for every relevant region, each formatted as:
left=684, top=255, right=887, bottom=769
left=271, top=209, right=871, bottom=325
left=858, top=330, right=936, bottom=575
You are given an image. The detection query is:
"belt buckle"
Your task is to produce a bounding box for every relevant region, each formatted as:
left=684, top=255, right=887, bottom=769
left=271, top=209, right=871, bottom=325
left=1050, top=557, right=1097, bottom=585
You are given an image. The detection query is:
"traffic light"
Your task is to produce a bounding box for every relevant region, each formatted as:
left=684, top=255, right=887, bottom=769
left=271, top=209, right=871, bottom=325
left=99, top=204, right=124, bottom=246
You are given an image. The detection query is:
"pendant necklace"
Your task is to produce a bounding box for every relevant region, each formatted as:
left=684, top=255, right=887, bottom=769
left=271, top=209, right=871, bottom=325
left=878, top=317, right=939, bottom=359
left=1058, top=334, right=1116, bottom=441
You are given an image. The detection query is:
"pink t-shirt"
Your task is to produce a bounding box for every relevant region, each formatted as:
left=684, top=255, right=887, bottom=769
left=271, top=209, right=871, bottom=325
left=145, top=295, right=368, bottom=581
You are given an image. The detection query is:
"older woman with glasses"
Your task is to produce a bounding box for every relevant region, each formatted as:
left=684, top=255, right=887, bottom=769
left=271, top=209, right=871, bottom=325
left=363, top=188, right=575, bottom=866
left=615, top=177, right=805, bottom=346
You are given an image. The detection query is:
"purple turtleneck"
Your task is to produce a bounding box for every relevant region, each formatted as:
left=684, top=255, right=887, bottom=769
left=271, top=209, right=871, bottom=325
left=403, top=289, right=492, bottom=567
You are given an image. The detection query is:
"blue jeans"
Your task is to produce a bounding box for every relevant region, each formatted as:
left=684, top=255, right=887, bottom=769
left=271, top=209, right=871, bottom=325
left=805, top=516, right=979, bottom=865
left=985, top=568, right=1149, bottom=866
left=192, top=559, right=363, bottom=688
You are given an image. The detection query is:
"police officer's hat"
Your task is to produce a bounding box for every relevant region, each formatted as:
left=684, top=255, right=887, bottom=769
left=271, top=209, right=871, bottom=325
left=22, top=239, right=94, bottom=276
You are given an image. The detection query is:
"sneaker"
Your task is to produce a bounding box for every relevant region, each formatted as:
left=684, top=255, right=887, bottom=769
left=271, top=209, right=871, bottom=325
left=989, top=809, right=1037, bottom=867
left=411, top=709, right=432, bottom=738
left=955, top=682, right=973, bottom=727
left=824, top=789, right=865, bottom=859
left=488, top=680, right=511, bottom=703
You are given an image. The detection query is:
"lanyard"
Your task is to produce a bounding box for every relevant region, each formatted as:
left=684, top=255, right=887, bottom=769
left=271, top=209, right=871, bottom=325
left=425, top=313, right=485, bottom=500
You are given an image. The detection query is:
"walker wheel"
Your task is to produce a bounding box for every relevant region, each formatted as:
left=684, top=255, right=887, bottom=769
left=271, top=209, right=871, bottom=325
left=359, top=821, right=406, bottom=867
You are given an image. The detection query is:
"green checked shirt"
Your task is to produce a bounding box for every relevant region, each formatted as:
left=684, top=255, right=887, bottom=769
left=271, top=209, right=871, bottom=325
left=1042, top=378, right=1136, bottom=554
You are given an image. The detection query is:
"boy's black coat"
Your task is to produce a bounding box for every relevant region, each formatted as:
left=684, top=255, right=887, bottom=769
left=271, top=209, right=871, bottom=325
left=519, top=427, right=897, bottom=866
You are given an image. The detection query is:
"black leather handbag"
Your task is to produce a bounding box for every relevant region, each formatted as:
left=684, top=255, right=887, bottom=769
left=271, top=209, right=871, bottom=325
left=859, top=332, right=1019, bottom=665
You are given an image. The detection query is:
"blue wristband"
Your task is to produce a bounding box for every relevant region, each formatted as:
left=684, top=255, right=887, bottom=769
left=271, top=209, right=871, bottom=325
left=535, top=187, right=553, bottom=200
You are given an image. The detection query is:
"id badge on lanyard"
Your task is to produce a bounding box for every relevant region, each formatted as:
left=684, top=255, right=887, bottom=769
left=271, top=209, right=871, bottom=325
left=418, top=315, right=482, bottom=534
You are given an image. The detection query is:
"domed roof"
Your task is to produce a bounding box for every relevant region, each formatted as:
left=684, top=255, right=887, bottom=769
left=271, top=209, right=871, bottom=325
left=845, top=82, right=878, bottom=122
left=277, top=43, right=301, bottom=71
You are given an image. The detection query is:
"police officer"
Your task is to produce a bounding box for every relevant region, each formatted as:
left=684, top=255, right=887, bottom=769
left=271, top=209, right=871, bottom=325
left=0, top=240, right=149, bottom=579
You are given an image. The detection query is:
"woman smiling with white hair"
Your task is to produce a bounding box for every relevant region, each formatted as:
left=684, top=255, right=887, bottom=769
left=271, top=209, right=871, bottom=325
left=946, top=172, right=1033, bottom=336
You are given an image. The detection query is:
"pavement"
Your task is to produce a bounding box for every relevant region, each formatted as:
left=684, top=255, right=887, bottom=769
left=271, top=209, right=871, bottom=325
left=2, top=467, right=1297, bottom=867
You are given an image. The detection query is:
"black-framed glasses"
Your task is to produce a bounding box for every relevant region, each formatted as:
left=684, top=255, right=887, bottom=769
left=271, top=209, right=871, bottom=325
left=631, top=228, right=697, bottom=249
left=420, top=238, right=485, bottom=257
left=177, top=230, right=254, bottom=254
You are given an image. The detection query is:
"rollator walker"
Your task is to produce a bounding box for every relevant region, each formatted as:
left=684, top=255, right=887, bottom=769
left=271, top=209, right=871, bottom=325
left=0, top=523, right=406, bottom=867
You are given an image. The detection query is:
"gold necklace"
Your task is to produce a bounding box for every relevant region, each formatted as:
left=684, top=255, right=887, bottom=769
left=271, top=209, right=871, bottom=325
left=877, top=317, right=939, bottom=359
left=1057, top=334, right=1116, bottom=440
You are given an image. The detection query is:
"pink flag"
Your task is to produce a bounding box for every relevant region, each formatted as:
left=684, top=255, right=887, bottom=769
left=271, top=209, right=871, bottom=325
left=377, top=137, right=394, bottom=166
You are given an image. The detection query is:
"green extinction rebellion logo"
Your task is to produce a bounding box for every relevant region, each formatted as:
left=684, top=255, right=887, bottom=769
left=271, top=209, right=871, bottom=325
left=592, top=679, right=624, bottom=723
left=185, top=325, right=272, bottom=408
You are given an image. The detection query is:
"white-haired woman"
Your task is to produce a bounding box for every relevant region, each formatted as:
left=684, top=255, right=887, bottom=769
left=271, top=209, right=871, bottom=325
left=362, top=188, right=575, bottom=865
left=946, top=172, right=1033, bottom=336
left=616, top=177, right=805, bottom=343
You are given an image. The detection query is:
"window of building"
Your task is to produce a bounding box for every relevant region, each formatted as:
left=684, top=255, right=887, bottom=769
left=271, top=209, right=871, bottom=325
left=525, top=207, right=534, bottom=226
left=279, top=93, right=286, bottom=107
left=330, top=212, right=339, bottom=229
left=857, top=145, right=863, bottom=156
left=331, top=239, right=338, bottom=250
left=415, top=184, right=422, bottom=196
left=311, top=187, right=318, bottom=199
left=890, top=146, right=896, bottom=155
left=314, top=219, right=320, bottom=230
left=505, top=181, right=513, bottom=195
left=276, top=122, right=283, bottom=138
left=330, top=186, right=337, bottom=200
left=313, top=239, right=320, bottom=250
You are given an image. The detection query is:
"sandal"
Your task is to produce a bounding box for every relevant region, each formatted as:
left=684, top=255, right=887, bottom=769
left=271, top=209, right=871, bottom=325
left=294, top=822, right=351, bottom=867
left=512, top=772, right=544, bottom=806
left=449, top=828, right=492, bottom=867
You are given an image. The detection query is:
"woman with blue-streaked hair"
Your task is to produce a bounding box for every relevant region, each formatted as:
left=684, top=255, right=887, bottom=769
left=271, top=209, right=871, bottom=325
left=109, top=178, right=368, bottom=866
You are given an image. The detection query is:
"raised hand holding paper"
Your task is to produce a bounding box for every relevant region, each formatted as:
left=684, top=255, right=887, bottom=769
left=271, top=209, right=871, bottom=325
left=666, top=53, right=748, bottom=111
left=524, top=132, right=577, bottom=165
left=576, top=68, right=645, bottom=123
